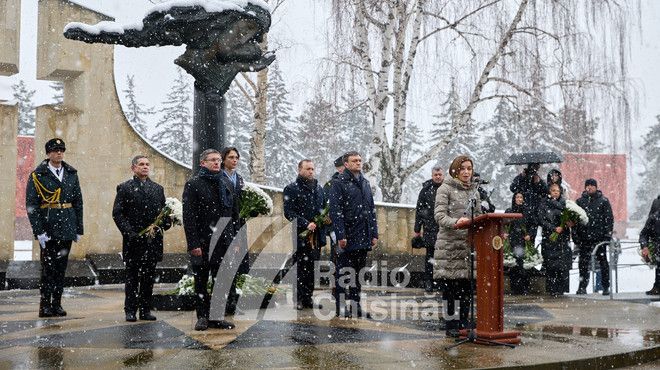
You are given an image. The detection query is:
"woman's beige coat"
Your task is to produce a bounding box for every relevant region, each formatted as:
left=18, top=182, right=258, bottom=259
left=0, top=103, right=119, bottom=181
left=433, top=177, right=482, bottom=280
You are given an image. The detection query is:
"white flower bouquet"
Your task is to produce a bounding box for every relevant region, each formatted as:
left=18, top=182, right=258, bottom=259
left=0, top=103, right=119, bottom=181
left=139, top=197, right=183, bottom=238
left=240, top=183, right=273, bottom=220
left=549, top=200, right=588, bottom=242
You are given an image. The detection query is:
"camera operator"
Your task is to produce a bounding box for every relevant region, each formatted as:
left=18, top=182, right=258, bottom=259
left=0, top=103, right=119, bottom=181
left=509, top=163, right=548, bottom=235
left=473, top=172, right=495, bottom=213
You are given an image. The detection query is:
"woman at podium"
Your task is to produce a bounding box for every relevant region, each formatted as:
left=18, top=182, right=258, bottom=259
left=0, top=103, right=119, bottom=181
left=433, top=155, right=482, bottom=336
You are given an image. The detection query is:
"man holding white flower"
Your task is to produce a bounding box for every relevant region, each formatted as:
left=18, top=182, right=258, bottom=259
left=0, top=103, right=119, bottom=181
left=26, top=138, right=83, bottom=318
left=183, top=148, right=243, bottom=331
left=113, top=155, right=171, bottom=322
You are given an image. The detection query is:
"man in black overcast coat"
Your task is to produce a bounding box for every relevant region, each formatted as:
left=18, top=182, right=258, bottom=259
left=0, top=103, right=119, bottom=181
left=414, top=164, right=444, bottom=292
left=573, top=178, right=614, bottom=295
left=113, top=155, right=170, bottom=322
left=284, top=159, right=327, bottom=310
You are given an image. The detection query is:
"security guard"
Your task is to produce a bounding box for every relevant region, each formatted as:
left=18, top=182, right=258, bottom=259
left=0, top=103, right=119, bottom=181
left=26, top=138, right=84, bottom=317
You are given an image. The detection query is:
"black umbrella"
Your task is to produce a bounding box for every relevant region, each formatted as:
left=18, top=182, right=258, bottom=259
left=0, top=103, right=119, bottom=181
left=505, top=152, right=562, bottom=165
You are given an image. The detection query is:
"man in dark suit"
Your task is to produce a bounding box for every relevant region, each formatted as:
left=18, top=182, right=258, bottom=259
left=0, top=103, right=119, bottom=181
left=183, top=148, right=243, bottom=331
left=26, top=138, right=84, bottom=318
left=284, top=159, right=327, bottom=310
left=573, top=178, right=614, bottom=295
left=414, top=165, right=444, bottom=292
left=329, top=151, right=378, bottom=318
left=112, top=155, right=170, bottom=322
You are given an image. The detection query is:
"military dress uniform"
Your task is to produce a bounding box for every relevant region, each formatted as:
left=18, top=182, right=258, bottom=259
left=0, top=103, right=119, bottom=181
left=25, top=138, right=83, bottom=317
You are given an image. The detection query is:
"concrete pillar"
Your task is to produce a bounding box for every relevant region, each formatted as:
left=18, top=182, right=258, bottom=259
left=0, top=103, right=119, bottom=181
left=0, top=104, right=18, bottom=260
left=0, top=0, right=20, bottom=76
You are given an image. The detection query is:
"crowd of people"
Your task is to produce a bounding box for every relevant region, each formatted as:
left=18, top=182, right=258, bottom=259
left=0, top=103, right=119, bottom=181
left=25, top=138, right=660, bottom=335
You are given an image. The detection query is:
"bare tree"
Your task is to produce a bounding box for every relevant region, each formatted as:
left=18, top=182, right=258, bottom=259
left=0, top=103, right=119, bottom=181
left=231, top=0, right=287, bottom=184
left=330, top=0, right=639, bottom=202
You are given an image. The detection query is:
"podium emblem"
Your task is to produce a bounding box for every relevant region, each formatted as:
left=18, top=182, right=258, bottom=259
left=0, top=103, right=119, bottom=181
left=492, top=235, right=503, bottom=250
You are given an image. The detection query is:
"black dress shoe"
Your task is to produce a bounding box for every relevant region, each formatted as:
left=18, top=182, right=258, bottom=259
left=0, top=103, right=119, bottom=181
left=51, top=305, right=67, bottom=317
left=39, top=307, right=54, bottom=318
left=645, top=285, right=660, bottom=295
left=602, top=288, right=610, bottom=296
left=209, top=319, right=235, bottom=330
left=576, top=287, right=587, bottom=295
left=194, top=318, right=208, bottom=331
left=139, top=312, right=157, bottom=321
left=125, top=312, right=137, bottom=322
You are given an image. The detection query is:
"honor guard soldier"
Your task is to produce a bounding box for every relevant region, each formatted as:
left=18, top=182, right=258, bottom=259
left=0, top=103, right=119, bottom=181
left=26, top=138, right=84, bottom=318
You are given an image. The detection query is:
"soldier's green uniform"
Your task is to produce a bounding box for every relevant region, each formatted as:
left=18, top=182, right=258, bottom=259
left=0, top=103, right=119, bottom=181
left=25, top=138, right=83, bottom=317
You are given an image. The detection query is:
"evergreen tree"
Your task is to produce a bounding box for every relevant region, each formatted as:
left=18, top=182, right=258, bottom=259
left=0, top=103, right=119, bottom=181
left=12, top=80, right=36, bottom=136
left=429, top=79, right=478, bottom=170
left=556, top=104, right=601, bottom=153
left=122, top=75, right=153, bottom=137
left=265, top=62, right=302, bottom=187
left=298, top=93, right=344, bottom=183
left=50, top=81, right=64, bottom=105
left=475, top=99, right=523, bottom=209
left=151, top=68, right=193, bottom=165
left=338, top=88, right=371, bottom=156
left=400, top=123, right=427, bottom=203
left=632, top=115, right=660, bottom=220
left=224, top=83, right=253, bottom=178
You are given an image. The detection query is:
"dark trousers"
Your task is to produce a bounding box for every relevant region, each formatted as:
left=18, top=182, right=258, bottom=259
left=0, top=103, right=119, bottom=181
left=509, top=259, right=530, bottom=295
left=192, top=252, right=249, bottom=320
left=578, top=243, right=609, bottom=289
left=40, top=240, right=72, bottom=308
left=294, top=248, right=316, bottom=305
left=425, top=246, right=435, bottom=285
left=124, top=254, right=157, bottom=314
left=335, top=249, right=368, bottom=309
left=439, top=279, right=471, bottom=324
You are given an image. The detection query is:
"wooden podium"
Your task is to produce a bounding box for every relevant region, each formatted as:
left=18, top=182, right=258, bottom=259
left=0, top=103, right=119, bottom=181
left=455, top=213, right=523, bottom=345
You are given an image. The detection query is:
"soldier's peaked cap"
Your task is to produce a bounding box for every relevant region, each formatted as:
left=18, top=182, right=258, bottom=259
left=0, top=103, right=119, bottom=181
left=45, top=138, right=66, bottom=153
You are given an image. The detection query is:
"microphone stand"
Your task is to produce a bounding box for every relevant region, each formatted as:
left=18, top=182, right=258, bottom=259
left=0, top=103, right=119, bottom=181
left=446, top=182, right=515, bottom=349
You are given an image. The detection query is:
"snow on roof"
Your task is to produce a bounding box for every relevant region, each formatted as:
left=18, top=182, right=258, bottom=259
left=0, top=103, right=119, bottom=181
left=66, top=0, right=115, bottom=20
left=64, top=0, right=270, bottom=37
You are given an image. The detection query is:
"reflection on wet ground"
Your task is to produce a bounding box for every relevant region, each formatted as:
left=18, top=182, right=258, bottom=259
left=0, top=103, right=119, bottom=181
left=522, top=324, right=660, bottom=347
left=0, top=286, right=658, bottom=368
left=225, top=320, right=442, bottom=349
left=0, top=321, right=208, bottom=350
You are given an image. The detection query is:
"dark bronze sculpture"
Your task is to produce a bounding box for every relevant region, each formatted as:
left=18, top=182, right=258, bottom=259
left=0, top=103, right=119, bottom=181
left=64, top=1, right=275, bottom=163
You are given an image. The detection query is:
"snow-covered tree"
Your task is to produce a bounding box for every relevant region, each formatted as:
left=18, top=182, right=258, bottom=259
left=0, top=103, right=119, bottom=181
left=338, top=88, right=371, bottom=155
left=298, top=93, right=345, bottom=184
left=225, top=83, right=253, bottom=178
left=265, top=61, right=302, bottom=187
left=632, top=115, right=660, bottom=220
left=151, top=68, right=192, bottom=165
left=556, top=103, right=601, bottom=154
left=329, top=0, right=639, bottom=201
left=429, top=79, right=479, bottom=170
left=12, top=80, right=35, bottom=136
left=122, top=75, right=153, bottom=137
left=50, top=81, right=64, bottom=105
left=475, top=99, right=524, bottom=209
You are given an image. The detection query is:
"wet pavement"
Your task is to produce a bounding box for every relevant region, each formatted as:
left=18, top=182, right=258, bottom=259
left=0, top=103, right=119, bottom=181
left=0, top=286, right=658, bottom=369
